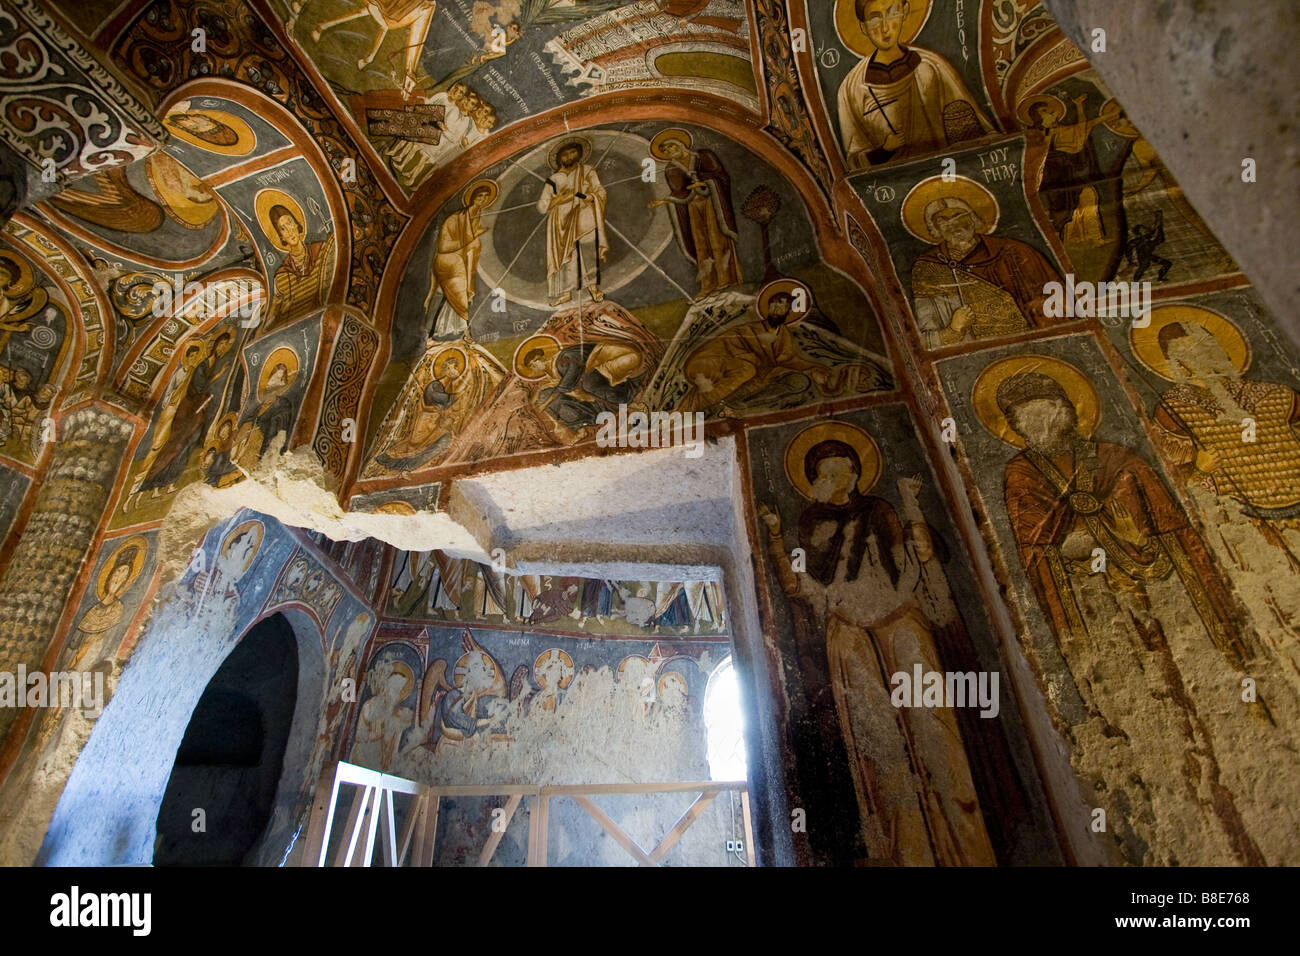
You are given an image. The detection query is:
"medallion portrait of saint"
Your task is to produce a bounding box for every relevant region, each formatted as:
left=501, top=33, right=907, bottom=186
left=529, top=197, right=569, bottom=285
left=974, top=354, right=1264, bottom=864
left=164, top=102, right=257, bottom=155
left=758, top=420, right=996, bottom=865
left=255, top=189, right=336, bottom=334
left=903, top=176, right=1063, bottom=348
left=834, top=0, right=991, bottom=171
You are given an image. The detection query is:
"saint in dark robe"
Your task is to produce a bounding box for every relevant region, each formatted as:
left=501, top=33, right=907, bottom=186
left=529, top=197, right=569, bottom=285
left=650, top=131, right=743, bottom=296
left=761, top=438, right=996, bottom=866
left=538, top=341, right=649, bottom=429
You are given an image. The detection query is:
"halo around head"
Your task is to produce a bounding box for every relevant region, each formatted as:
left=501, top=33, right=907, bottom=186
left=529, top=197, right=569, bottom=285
left=146, top=153, right=218, bottom=228
left=514, top=333, right=561, bottom=380
left=901, top=175, right=1000, bottom=243
left=386, top=659, right=415, bottom=699
left=835, top=0, right=933, bottom=58
left=462, top=178, right=499, bottom=208
left=1098, top=97, right=1137, bottom=137
left=784, top=420, right=882, bottom=500
left=757, top=278, right=811, bottom=317
left=259, top=345, right=300, bottom=397
left=650, top=128, right=693, bottom=160
left=534, top=648, right=575, bottom=688
left=255, top=189, right=308, bottom=252
left=972, top=354, right=1101, bottom=448
left=220, top=519, right=265, bottom=573
left=454, top=646, right=505, bottom=696
left=1130, top=304, right=1251, bottom=382
left=164, top=104, right=255, bottom=156
left=0, top=248, right=37, bottom=297
left=97, top=535, right=149, bottom=600
left=432, top=343, right=468, bottom=381
left=1015, top=92, right=1067, bottom=129
left=547, top=136, right=592, bottom=171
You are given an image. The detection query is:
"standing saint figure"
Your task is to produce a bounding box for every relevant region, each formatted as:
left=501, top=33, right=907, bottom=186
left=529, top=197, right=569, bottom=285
left=904, top=176, right=1062, bottom=348
left=835, top=0, right=991, bottom=171
left=1133, top=307, right=1300, bottom=677
left=978, top=357, right=1264, bottom=865
left=131, top=328, right=236, bottom=499
left=759, top=421, right=996, bottom=866
left=536, top=138, right=607, bottom=306
left=425, top=179, right=498, bottom=339
left=259, top=194, right=335, bottom=333
left=647, top=128, right=742, bottom=297
left=69, top=538, right=148, bottom=672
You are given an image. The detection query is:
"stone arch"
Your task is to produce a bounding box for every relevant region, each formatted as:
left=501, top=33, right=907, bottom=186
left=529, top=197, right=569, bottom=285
left=35, top=598, right=326, bottom=866
left=346, top=95, right=911, bottom=493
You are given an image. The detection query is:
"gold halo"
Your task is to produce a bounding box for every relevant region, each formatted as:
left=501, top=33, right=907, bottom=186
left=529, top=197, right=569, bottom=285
left=220, top=519, right=265, bottom=573
left=1130, top=305, right=1251, bottom=382
left=784, top=421, right=882, bottom=500
left=972, top=354, right=1101, bottom=448
left=0, top=248, right=37, bottom=298
left=164, top=106, right=255, bottom=156
left=461, top=178, right=499, bottom=208
left=514, top=334, right=561, bottom=380
left=254, top=189, right=308, bottom=252
left=757, top=278, right=811, bottom=317
left=96, top=535, right=148, bottom=601
left=1098, top=97, right=1137, bottom=138
left=211, top=411, right=238, bottom=439
left=835, top=0, right=933, bottom=58
left=258, top=345, right=300, bottom=397
left=382, top=659, right=415, bottom=700
left=534, top=648, right=574, bottom=689
left=432, top=343, right=468, bottom=381
left=454, top=647, right=505, bottom=696
left=649, top=127, right=693, bottom=160
left=617, top=655, right=650, bottom=681
left=657, top=672, right=687, bottom=697
left=374, top=500, right=416, bottom=515
left=547, top=136, right=592, bottom=171
left=146, top=153, right=218, bottom=228
left=901, top=175, right=1000, bottom=243
left=1015, top=92, right=1067, bottom=129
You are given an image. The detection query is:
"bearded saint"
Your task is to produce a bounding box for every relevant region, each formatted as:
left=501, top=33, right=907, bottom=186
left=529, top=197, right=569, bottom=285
left=536, top=140, right=607, bottom=306
left=911, top=197, right=1063, bottom=347
left=998, top=370, right=1264, bottom=865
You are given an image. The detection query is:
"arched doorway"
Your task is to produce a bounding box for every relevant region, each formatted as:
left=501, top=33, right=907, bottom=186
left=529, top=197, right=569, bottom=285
left=153, top=614, right=299, bottom=865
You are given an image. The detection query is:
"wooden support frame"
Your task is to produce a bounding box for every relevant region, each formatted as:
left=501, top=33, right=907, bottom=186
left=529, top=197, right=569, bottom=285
left=302, top=762, right=755, bottom=867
